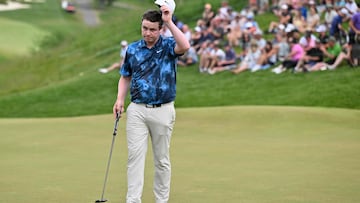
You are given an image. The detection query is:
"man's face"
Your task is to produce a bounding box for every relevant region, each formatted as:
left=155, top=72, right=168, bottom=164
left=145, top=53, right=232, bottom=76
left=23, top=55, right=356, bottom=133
left=141, top=19, right=161, bottom=45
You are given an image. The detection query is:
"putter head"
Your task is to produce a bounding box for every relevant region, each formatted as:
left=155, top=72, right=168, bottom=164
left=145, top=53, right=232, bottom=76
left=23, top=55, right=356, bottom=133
left=95, top=199, right=107, bottom=203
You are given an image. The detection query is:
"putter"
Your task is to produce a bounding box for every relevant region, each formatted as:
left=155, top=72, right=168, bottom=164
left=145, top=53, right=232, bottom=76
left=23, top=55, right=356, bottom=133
left=95, top=112, right=121, bottom=203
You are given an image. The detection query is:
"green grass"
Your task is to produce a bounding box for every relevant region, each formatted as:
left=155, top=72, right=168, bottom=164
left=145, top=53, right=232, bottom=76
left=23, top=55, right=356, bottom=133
left=1, top=106, right=360, bottom=202
left=0, top=17, right=49, bottom=57
left=0, top=0, right=359, bottom=118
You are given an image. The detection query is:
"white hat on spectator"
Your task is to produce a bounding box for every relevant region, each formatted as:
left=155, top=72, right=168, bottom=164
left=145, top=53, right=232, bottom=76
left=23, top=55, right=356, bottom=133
left=340, top=8, right=349, bottom=15
left=309, top=0, right=315, bottom=5
left=316, top=25, right=327, bottom=33
left=254, top=29, right=263, bottom=35
left=245, top=22, right=253, bottom=28
left=281, top=4, right=288, bottom=10
left=121, top=40, right=128, bottom=46
left=154, top=0, right=176, bottom=13
left=240, top=10, right=247, bottom=16
left=194, top=26, right=201, bottom=32
left=246, top=12, right=254, bottom=19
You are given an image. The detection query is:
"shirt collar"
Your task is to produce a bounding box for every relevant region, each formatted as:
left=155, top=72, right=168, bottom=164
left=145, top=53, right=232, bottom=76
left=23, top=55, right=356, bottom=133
left=140, top=35, right=163, bottom=49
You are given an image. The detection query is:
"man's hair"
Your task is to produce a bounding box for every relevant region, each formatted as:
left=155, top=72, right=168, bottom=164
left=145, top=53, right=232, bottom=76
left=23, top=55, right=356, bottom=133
left=142, top=10, right=163, bottom=29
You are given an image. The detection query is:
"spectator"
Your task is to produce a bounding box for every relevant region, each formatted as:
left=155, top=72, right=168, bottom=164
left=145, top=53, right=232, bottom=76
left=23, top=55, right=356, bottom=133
left=309, top=36, right=342, bottom=71
left=306, top=6, right=320, bottom=31
left=231, top=40, right=262, bottom=74
left=208, top=44, right=237, bottom=74
left=324, top=4, right=338, bottom=28
left=294, top=39, right=324, bottom=72
left=177, top=46, right=198, bottom=67
left=345, top=0, right=359, bottom=16
left=202, top=3, right=215, bottom=27
left=329, top=8, right=349, bottom=43
left=292, top=9, right=307, bottom=33
left=205, top=42, right=226, bottom=73
left=316, top=24, right=330, bottom=45
left=272, top=38, right=305, bottom=74
left=99, top=40, right=128, bottom=74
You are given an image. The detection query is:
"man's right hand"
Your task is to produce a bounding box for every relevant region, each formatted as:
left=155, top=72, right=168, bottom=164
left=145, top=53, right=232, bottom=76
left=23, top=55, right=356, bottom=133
left=113, top=100, right=124, bottom=119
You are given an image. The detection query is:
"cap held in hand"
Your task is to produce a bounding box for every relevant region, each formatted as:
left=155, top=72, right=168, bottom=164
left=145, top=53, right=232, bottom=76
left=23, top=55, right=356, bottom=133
left=154, top=0, right=176, bottom=13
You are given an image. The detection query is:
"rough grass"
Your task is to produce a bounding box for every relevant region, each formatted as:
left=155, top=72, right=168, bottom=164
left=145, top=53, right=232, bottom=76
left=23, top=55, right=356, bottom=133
left=1, top=106, right=359, bottom=203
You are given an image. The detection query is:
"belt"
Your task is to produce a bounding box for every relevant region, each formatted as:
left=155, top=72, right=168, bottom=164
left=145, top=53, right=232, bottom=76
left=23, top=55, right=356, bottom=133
left=135, top=102, right=173, bottom=108
left=145, top=103, right=162, bottom=108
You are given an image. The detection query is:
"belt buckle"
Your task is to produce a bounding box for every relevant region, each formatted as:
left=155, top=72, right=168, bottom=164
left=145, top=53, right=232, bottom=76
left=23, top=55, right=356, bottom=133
left=145, top=104, right=161, bottom=108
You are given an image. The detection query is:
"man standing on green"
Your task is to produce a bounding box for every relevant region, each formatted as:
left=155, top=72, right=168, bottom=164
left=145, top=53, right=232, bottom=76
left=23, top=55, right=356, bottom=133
left=112, top=0, right=190, bottom=202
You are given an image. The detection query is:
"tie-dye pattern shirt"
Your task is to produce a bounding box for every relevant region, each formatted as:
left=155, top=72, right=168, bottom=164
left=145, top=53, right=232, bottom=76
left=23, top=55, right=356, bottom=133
left=120, top=36, right=179, bottom=105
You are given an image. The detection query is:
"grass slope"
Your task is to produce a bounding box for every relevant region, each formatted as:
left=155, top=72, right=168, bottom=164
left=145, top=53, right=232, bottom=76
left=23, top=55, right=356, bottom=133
left=1, top=106, right=360, bottom=202
left=0, top=17, right=49, bottom=57
left=0, top=0, right=359, bottom=118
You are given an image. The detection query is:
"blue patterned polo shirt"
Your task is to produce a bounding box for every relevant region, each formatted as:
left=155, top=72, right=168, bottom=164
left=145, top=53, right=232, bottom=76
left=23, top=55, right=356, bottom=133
left=120, top=36, right=179, bottom=105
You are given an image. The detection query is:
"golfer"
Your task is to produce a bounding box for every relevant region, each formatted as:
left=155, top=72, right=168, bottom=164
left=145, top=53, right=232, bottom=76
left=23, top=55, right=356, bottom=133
left=112, top=2, right=190, bottom=203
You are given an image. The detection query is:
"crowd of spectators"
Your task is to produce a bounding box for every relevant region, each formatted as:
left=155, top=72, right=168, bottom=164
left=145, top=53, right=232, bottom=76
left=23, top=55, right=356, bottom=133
left=171, top=0, right=360, bottom=75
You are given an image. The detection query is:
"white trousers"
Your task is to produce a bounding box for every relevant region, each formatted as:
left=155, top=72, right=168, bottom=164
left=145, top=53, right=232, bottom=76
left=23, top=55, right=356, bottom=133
left=125, top=102, right=175, bottom=203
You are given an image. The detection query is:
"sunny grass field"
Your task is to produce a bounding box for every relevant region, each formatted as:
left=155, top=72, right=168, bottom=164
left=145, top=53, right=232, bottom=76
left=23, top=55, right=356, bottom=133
left=1, top=106, right=360, bottom=203
left=0, top=1, right=360, bottom=203
left=0, top=0, right=359, bottom=118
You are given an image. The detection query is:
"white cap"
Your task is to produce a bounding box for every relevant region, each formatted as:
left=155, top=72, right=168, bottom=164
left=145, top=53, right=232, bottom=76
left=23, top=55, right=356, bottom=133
left=254, top=29, right=263, bottom=35
left=245, top=22, right=253, bottom=28
left=315, top=25, right=327, bottom=33
left=309, top=0, right=315, bottom=5
left=340, top=8, right=348, bottom=15
left=194, top=26, right=201, bottom=32
left=155, top=0, right=176, bottom=13
left=281, top=4, right=288, bottom=10
left=246, top=12, right=254, bottom=19
left=278, top=24, right=285, bottom=30
left=121, top=40, right=128, bottom=46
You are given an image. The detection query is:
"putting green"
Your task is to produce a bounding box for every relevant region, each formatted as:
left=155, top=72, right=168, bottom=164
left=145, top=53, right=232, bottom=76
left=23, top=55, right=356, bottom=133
left=1, top=106, right=359, bottom=203
left=0, top=17, right=49, bottom=57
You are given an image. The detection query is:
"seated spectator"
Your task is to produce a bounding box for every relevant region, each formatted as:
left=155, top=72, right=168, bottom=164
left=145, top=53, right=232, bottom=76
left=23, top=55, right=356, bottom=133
left=268, top=4, right=292, bottom=33
left=198, top=41, right=215, bottom=73
left=306, top=6, right=320, bottom=31
left=99, top=40, right=128, bottom=74
left=205, top=42, right=226, bottom=73
left=345, top=0, right=359, bottom=17
left=292, top=9, right=306, bottom=33
left=231, top=40, right=262, bottom=74
left=253, top=40, right=278, bottom=71
left=208, top=44, right=237, bottom=74
left=272, top=38, right=305, bottom=74
left=299, top=29, right=318, bottom=52
left=273, top=32, right=290, bottom=61
left=316, top=24, right=330, bottom=45
left=294, top=39, right=324, bottom=72
left=309, top=36, right=342, bottom=71
left=177, top=46, right=198, bottom=67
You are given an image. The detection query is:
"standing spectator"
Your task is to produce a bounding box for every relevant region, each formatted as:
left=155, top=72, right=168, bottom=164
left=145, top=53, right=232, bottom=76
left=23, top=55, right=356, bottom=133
left=324, top=4, right=338, bottom=28
left=202, top=3, right=215, bottom=27
left=99, top=40, right=128, bottom=74
left=329, top=8, right=349, bottom=43
left=112, top=7, right=190, bottom=203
